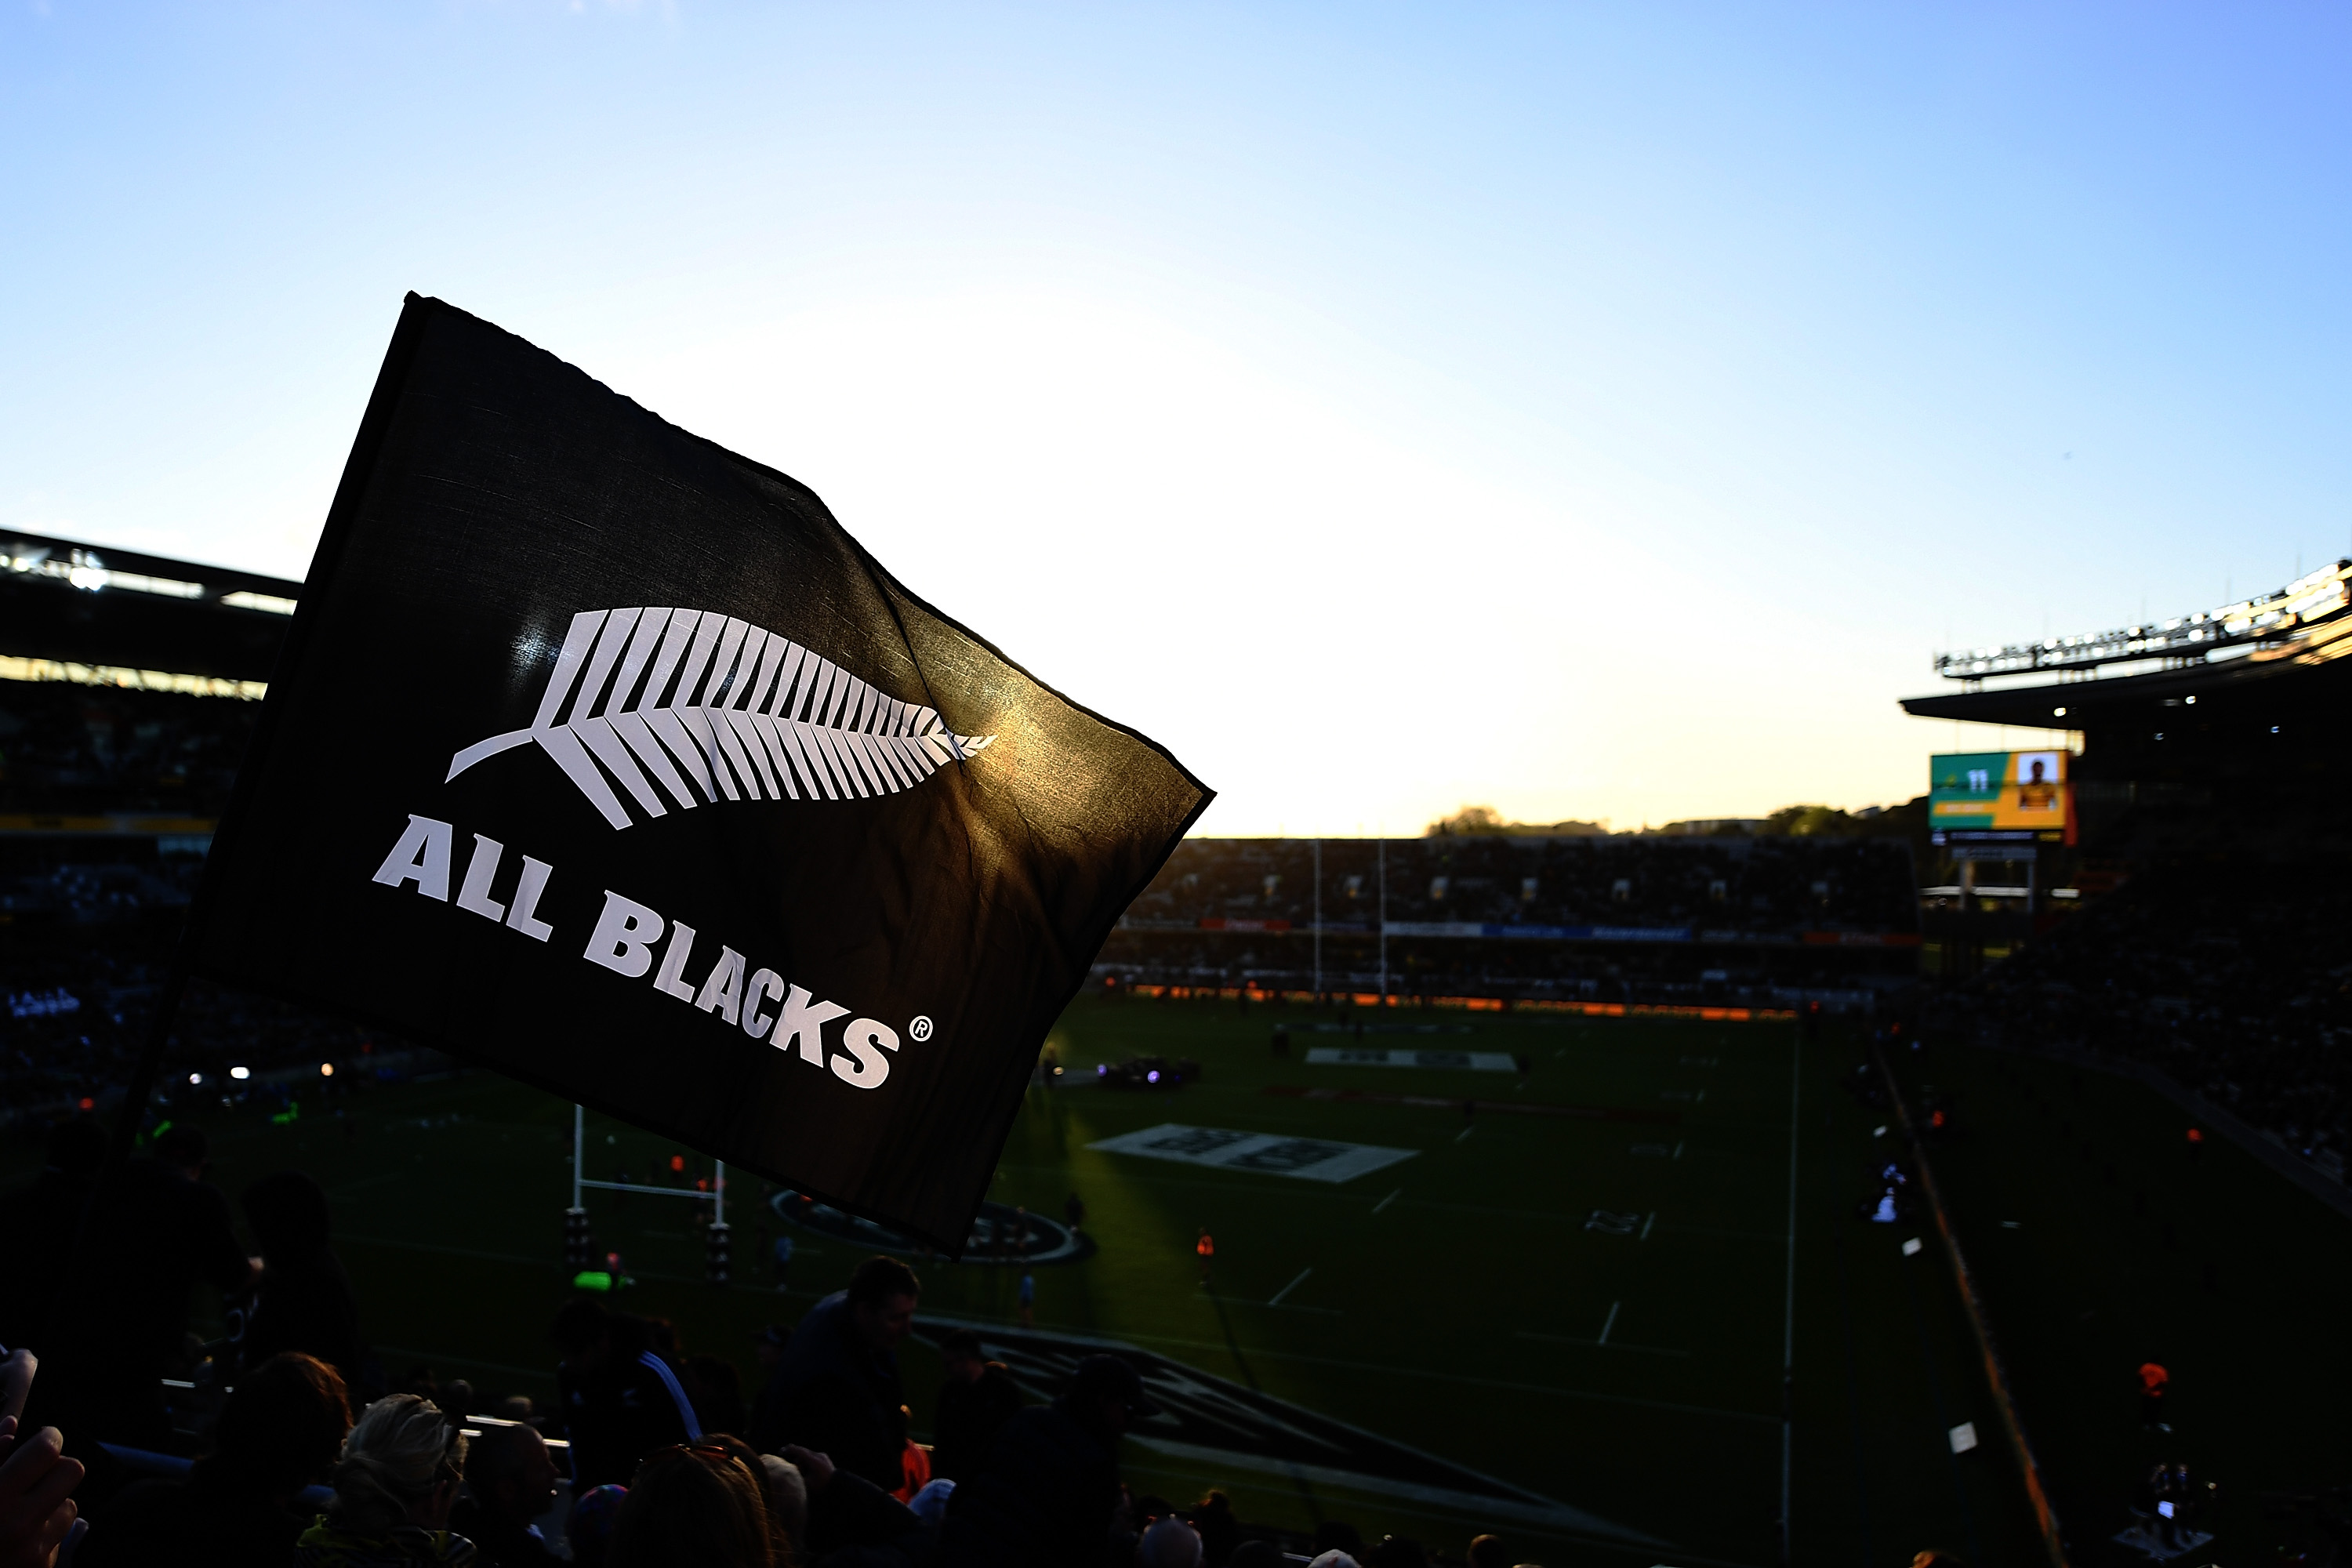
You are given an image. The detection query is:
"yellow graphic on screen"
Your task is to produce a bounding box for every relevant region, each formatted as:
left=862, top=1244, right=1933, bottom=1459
left=1929, top=750, right=2071, bottom=833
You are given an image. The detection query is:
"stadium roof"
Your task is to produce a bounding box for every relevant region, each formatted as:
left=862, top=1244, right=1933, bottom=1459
left=1903, top=617, right=2352, bottom=728
left=1, top=530, right=299, bottom=685
left=1907, top=557, right=2352, bottom=729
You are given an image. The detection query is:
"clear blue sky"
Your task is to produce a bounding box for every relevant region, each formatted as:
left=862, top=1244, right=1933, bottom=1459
left=5, top=3, right=2347, bottom=833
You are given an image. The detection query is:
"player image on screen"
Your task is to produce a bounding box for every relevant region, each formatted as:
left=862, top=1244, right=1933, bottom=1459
left=2016, top=750, right=2062, bottom=815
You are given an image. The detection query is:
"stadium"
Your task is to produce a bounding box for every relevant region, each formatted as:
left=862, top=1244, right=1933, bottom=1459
left=5, top=522, right=2347, bottom=1568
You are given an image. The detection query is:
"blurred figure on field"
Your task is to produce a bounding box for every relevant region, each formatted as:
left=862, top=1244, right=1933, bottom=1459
left=931, top=1330, right=1022, bottom=1484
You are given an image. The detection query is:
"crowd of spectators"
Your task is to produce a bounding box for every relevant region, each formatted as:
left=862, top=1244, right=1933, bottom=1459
left=1, top=938, right=426, bottom=1126
left=1933, top=859, right=2352, bottom=1181
left=1098, top=836, right=1918, bottom=1005
left=0, top=681, right=260, bottom=820
left=0, top=1136, right=1546, bottom=1568
left=1120, top=836, right=1916, bottom=935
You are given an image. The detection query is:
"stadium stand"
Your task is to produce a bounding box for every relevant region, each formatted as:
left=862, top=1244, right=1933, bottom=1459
left=1905, top=559, right=2352, bottom=1185
left=1100, top=833, right=1921, bottom=1009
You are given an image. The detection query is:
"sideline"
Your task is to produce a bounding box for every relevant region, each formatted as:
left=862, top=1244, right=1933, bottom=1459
left=1875, top=1047, right=2070, bottom=1568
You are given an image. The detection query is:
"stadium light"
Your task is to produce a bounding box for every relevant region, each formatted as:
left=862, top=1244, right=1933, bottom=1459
left=230, top=1065, right=250, bottom=1080
left=1936, top=558, right=2352, bottom=679
left=187, top=1073, right=201, bottom=1084
left=321, top=1062, right=335, bottom=1076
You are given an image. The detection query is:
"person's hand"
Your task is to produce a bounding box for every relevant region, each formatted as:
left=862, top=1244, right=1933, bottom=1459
left=0, top=1425, right=83, bottom=1568
left=779, top=1446, right=834, bottom=1492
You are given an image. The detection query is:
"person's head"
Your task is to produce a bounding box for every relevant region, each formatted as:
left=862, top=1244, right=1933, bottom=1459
left=1138, top=1516, right=1203, bottom=1568
left=939, top=1328, right=985, bottom=1385
left=152, top=1123, right=208, bottom=1178
left=211, top=1352, right=351, bottom=1502
left=1909, top=1554, right=1965, bottom=1568
left=554, top=1297, right=612, bottom=1370
left=753, top=1326, right=788, bottom=1373
left=464, top=1424, right=560, bottom=1530
left=569, top=1483, right=629, bottom=1568
left=1305, top=1554, right=1359, bottom=1568
left=756, top=1456, right=808, bottom=1553
left=1067, top=1355, right=1161, bottom=1438
left=846, top=1256, right=920, bottom=1353
left=611, top=1444, right=781, bottom=1568
left=242, top=1170, right=333, bottom=1262
left=328, top=1394, right=466, bottom=1534
left=45, top=1118, right=104, bottom=1182
left=1465, top=1536, right=1510, bottom=1568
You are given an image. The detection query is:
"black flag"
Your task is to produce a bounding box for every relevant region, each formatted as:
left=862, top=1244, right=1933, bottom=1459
left=185, top=294, right=1210, bottom=1247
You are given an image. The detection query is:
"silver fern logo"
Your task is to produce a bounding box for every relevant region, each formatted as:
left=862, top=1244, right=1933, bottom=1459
left=448, top=607, right=994, bottom=829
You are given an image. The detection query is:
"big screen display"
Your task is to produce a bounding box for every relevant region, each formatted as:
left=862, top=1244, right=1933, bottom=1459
left=1929, top=750, right=2071, bottom=840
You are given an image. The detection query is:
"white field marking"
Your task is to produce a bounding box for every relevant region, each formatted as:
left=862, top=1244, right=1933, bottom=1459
left=1371, top=1188, right=1403, bottom=1215
left=1674, top=1142, right=1685, bottom=1160
left=1454, top=1125, right=1475, bottom=1143
left=2001, top=1220, right=2022, bottom=1229
left=1597, top=1301, right=1621, bottom=1345
left=1511, top=1330, right=1688, bottom=1359
left=1640, top=1211, right=1657, bottom=1241
left=1697, top=1088, right=1706, bottom=1103
left=1269, top=1267, right=1313, bottom=1307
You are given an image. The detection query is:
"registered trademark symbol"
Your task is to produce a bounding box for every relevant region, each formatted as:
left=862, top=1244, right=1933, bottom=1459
left=909, top=1015, right=935, bottom=1043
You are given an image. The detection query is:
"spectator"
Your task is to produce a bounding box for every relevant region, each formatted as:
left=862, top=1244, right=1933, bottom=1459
left=753, top=1257, right=919, bottom=1490
left=85, top=1351, right=352, bottom=1567
left=553, top=1300, right=705, bottom=1490
left=931, top=1330, right=1022, bottom=1485
left=295, top=1392, right=470, bottom=1566
left=937, top=1354, right=1158, bottom=1568
left=567, top=1484, right=628, bottom=1568
left=753, top=1455, right=808, bottom=1558
left=241, top=1171, right=365, bottom=1387
left=1188, top=1490, right=1238, bottom=1566
left=685, top=1356, right=748, bottom=1440
left=0, top=1119, right=103, bottom=1356
left=609, top=1443, right=783, bottom=1568
left=1139, top=1516, right=1203, bottom=1568
left=54, top=1124, right=254, bottom=1446
left=1464, top=1535, right=1510, bottom=1568
left=777, top=1442, right=921, bottom=1563
left=451, top=1425, right=562, bottom=1568
left=1363, top=1537, right=1428, bottom=1568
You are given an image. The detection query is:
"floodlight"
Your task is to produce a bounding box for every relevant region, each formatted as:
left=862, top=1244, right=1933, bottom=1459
left=230, top=1065, right=250, bottom=1080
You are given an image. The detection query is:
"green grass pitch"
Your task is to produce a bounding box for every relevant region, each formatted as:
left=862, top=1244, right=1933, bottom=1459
left=24, top=993, right=2343, bottom=1565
